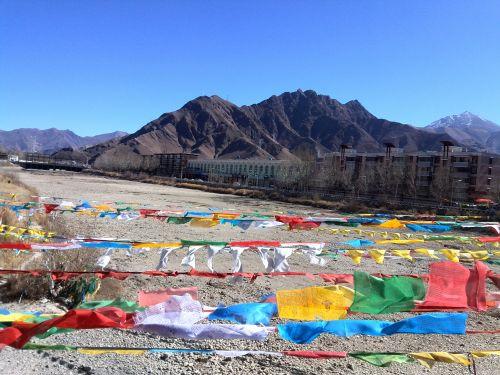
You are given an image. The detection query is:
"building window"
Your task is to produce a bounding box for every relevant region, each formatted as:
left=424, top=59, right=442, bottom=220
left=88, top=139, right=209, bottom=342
left=488, top=167, right=492, bottom=175
left=489, top=157, right=494, bottom=165
left=487, top=178, right=492, bottom=185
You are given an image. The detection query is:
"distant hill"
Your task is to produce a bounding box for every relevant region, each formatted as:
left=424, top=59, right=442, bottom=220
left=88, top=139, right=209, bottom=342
left=0, top=128, right=128, bottom=153
left=86, top=89, right=459, bottom=168
left=425, top=111, right=500, bottom=153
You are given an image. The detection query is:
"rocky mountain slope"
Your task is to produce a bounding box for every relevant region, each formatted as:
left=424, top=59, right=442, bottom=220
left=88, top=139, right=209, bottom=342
left=89, top=90, right=458, bottom=166
left=425, top=111, right=500, bottom=153
left=0, top=128, right=127, bottom=153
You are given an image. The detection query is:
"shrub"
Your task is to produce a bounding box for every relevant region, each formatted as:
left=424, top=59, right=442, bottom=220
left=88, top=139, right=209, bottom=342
left=0, top=172, right=119, bottom=307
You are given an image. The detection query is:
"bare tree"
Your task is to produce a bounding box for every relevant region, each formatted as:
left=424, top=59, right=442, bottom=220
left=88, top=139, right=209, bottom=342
left=292, top=147, right=318, bottom=192
left=431, top=163, right=452, bottom=204
left=402, top=162, right=417, bottom=199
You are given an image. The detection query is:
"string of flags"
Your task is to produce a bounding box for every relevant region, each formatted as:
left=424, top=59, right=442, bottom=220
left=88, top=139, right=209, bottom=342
left=1, top=261, right=498, bottom=311
left=2, top=196, right=499, bottom=234
left=1, top=192, right=499, bottom=368
left=0, top=224, right=54, bottom=240
left=0, top=191, right=491, bottom=220
left=1, top=237, right=499, bottom=272
left=1, top=285, right=499, bottom=368
left=14, top=344, right=500, bottom=368
left=3, top=221, right=500, bottom=256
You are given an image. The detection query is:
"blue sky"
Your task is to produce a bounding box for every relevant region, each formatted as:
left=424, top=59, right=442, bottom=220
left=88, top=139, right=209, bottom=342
left=1, top=1, right=499, bottom=136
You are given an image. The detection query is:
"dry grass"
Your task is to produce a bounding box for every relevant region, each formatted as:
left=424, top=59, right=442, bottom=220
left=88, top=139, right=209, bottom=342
left=0, top=246, right=106, bottom=306
left=91, top=278, right=124, bottom=300
left=0, top=172, right=119, bottom=306
left=0, top=207, right=19, bottom=226
left=0, top=172, right=37, bottom=196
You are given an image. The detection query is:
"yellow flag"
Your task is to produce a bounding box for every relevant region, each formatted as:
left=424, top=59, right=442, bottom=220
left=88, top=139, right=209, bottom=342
left=369, top=249, right=386, bottom=264
left=78, top=349, right=146, bottom=355
left=410, top=352, right=470, bottom=368
left=471, top=351, right=500, bottom=358
left=213, top=213, right=240, bottom=220
left=415, top=248, right=439, bottom=259
left=377, top=239, right=424, bottom=245
left=94, top=204, right=114, bottom=212
left=77, top=210, right=96, bottom=217
left=133, top=242, right=182, bottom=249
left=276, top=286, right=352, bottom=320
left=466, top=251, right=489, bottom=260
left=391, top=250, right=413, bottom=262
left=440, top=249, right=460, bottom=263
left=0, top=313, right=37, bottom=323
left=189, top=218, right=219, bottom=228
left=378, top=218, right=404, bottom=229
left=347, top=250, right=365, bottom=265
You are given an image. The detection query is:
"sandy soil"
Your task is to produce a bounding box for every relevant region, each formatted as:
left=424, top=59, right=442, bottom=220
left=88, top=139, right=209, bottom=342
left=0, top=167, right=498, bottom=375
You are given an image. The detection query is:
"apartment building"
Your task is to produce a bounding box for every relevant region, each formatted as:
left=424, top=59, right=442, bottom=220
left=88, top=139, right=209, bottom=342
left=411, top=148, right=499, bottom=201
left=323, top=145, right=499, bottom=201
left=156, top=153, right=199, bottom=177
left=186, top=158, right=295, bottom=185
left=180, top=145, right=499, bottom=202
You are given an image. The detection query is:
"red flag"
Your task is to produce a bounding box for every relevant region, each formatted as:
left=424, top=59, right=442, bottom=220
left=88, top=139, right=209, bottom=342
left=44, top=204, right=59, bottom=214
left=138, top=287, right=199, bottom=307
left=417, top=261, right=489, bottom=311
left=3, top=307, right=133, bottom=349
left=283, top=350, right=347, bottom=358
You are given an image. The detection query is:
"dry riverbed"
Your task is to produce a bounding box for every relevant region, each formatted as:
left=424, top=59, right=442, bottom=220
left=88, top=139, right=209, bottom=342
left=0, top=167, right=498, bottom=375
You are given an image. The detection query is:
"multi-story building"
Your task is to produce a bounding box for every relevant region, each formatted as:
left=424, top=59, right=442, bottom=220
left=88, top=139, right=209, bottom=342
left=156, top=153, right=199, bottom=178
left=323, top=144, right=499, bottom=201
left=184, top=144, right=499, bottom=202
left=186, top=158, right=296, bottom=186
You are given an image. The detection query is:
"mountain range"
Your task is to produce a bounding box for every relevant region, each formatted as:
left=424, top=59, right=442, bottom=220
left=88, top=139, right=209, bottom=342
left=4, top=91, right=499, bottom=163
left=0, top=128, right=128, bottom=154
left=83, top=89, right=476, bottom=166
left=425, top=111, right=500, bottom=153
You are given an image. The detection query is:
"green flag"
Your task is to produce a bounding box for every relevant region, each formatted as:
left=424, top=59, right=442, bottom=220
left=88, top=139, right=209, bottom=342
left=167, top=217, right=192, bottom=224
left=78, top=298, right=143, bottom=312
left=350, top=352, right=414, bottom=367
left=23, top=343, right=77, bottom=351
left=350, top=271, right=426, bottom=313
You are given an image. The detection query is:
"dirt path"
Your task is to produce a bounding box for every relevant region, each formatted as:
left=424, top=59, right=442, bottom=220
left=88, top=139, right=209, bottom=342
left=1, top=167, right=498, bottom=375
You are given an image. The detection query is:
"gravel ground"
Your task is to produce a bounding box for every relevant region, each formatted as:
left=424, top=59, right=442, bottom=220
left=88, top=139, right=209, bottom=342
left=0, top=167, right=499, bottom=375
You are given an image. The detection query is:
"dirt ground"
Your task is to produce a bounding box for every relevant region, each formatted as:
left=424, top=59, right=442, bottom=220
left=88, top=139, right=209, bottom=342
left=0, top=166, right=498, bottom=375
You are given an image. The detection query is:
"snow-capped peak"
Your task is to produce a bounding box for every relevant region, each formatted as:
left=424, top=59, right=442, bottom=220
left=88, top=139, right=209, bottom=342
left=426, top=112, right=498, bottom=130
